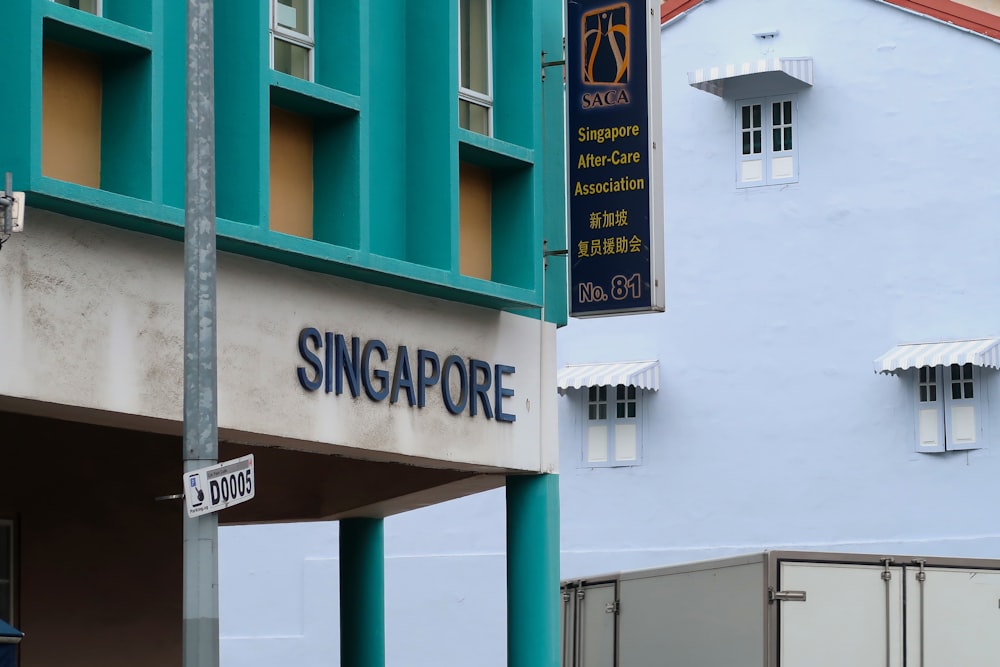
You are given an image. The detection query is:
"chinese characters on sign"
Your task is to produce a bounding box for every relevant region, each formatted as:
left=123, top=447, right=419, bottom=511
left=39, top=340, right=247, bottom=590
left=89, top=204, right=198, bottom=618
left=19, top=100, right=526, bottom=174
left=577, top=234, right=643, bottom=258
left=567, top=0, right=664, bottom=317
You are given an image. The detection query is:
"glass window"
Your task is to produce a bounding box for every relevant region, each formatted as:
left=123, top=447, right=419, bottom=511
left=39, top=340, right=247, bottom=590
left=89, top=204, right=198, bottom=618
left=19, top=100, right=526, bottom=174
left=737, top=96, right=798, bottom=187
left=273, top=40, right=311, bottom=80
left=588, top=385, right=607, bottom=421
left=276, top=0, right=309, bottom=34
left=459, top=100, right=490, bottom=136
left=271, top=0, right=314, bottom=81
left=52, top=0, right=100, bottom=15
left=616, top=384, right=636, bottom=419
left=740, top=104, right=762, bottom=156
left=459, top=0, right=493, bottom=135
left=918, top=366, right=937, bottom=403
left=772, top=100, right=793, bottom=152
left=950, top=363, right=974, bottom=399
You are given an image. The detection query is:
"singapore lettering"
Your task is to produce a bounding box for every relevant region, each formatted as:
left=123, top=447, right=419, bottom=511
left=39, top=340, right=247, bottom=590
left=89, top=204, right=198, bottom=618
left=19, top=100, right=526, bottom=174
left=577, top=124, right=640, bottom=144
left=296, top=328, right=516, bottom=422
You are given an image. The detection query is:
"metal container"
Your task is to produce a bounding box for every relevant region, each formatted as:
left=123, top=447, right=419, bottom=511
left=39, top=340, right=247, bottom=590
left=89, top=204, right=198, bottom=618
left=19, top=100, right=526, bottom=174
left=561, top=550, right=1000, bottom=667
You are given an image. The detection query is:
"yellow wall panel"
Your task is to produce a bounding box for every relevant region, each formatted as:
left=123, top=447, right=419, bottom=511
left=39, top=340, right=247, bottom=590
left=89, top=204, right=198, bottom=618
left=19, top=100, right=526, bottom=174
left=269, top=107, right=314, bottom=239
left=42, top=41, right=102, bottom=188
left=459, top=162, right=492, bottom=280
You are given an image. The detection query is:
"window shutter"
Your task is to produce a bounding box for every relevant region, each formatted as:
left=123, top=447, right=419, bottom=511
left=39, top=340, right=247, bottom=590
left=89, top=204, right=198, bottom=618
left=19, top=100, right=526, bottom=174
left=768, top=99, right=797, bottom=185
left=579, top=385, right=644, bottom=467
left=914, top=367, right=945, bottom=453
left=916, top=405, right=945, bottom=452
left=614, top=424, right=637, bottom=461
left=736, top=97, right=798, bottom=187
left=586, top=424, right=609, bottom=463
left=737, top=102, right=765, bottom=186
left=945, top=364, right=981, bottom=451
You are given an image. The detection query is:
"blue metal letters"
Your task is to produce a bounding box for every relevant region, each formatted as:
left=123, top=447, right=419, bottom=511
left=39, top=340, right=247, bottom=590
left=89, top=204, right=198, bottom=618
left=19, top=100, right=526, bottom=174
left=297, top=328, right=516, bottom=422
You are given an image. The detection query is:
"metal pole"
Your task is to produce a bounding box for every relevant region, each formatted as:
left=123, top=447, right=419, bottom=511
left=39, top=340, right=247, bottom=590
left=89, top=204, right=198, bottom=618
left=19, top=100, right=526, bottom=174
left=183, top=1, right=219, bottom=667
left=2, top=173, right=12, bottom=234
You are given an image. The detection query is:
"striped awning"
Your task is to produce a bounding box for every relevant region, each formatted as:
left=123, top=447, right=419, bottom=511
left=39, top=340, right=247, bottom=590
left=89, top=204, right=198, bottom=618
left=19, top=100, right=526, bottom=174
left=874, top=338, right=1000, bottom=374
left=688, top=57, right=814, bottom=98
left=557, top=360, right=660, bottom=393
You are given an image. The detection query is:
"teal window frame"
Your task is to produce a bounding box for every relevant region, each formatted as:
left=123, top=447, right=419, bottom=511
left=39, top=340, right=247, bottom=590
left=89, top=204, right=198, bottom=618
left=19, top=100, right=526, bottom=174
left=1, top=0, right=563, bottom=317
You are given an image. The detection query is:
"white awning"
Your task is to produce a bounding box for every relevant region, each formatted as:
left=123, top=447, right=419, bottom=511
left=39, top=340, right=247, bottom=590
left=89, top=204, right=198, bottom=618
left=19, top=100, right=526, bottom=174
left=557, top=360, right=660, bottom=393
left=688, top=57, right=814, bottom=98
left=874, top=338, right=1000, bottom=374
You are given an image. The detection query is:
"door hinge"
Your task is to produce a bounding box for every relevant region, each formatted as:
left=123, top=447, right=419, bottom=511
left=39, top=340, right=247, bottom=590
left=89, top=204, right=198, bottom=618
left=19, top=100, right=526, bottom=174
left=605, top=600, right=620, bottom=614
left=768, top=587, right=807, bottom=603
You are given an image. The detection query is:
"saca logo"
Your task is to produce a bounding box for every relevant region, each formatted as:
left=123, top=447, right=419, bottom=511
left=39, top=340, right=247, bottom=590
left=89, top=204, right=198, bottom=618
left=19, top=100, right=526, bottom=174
left=582, top=88, right=631, bottom=109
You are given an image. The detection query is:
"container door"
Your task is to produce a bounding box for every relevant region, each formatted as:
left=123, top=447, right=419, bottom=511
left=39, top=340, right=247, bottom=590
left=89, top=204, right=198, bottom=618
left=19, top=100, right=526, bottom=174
left=778, top=561, right=903, bottom=667
left=576, top=581, right=618, bottom=667
left=905, top=565, right=1000, bottom=667
left=562, top=585, right=578, bottom=667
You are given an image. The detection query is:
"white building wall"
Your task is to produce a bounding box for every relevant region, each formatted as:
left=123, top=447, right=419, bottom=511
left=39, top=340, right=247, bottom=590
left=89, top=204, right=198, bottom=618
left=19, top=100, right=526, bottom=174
left=0, top=211, right=556, bottom=474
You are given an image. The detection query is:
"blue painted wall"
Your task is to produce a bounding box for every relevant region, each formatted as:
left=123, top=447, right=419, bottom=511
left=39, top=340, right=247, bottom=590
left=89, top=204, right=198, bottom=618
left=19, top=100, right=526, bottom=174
left=220, top=0, right=1000, bottom=664
left=557, top=0, right=1000, bottom=577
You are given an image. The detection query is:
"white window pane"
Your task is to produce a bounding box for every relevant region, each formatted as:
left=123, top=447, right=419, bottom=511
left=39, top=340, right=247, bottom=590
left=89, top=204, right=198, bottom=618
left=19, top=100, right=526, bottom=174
left=951, top=405, right=977, bottom=444
left=918, top=408, right=940, bottom=447
left=771, top=156, right=794, bottom=179
left=276, top=0, right=309, bottom=35
left=741, top=160, right=763, bottom=183
left=587, top=425, right=608, bottom=462
left=614, top=424, right=637, bottom=461
left=273, top=38, right=310, bottom=80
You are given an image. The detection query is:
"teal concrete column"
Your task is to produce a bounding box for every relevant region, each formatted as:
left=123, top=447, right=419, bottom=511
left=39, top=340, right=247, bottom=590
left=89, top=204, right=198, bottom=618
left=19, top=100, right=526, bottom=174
left=507, top=474, right=561, bottom=667
left=339, top=518, right=385, bottom=667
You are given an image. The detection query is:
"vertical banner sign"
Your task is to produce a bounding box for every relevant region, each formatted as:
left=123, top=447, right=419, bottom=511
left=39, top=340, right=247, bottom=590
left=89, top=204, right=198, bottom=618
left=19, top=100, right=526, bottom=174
left=567, top=0, right=664, bottom=317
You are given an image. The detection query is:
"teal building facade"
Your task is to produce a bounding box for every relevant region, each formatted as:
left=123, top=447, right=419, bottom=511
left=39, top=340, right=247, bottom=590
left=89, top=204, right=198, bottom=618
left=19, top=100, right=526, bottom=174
left=0, top=1, right=566, bottom=666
